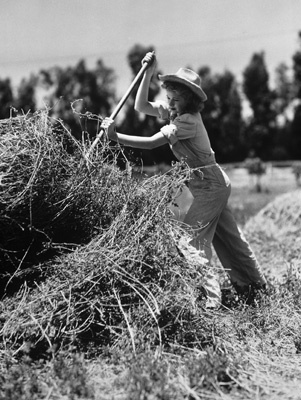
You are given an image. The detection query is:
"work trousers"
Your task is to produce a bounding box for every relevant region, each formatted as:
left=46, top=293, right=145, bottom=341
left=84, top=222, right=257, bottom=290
left=183, top=164, right=266, bottom=304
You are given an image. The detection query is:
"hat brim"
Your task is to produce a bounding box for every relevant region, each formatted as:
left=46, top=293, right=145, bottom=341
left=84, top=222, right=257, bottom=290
left=158, top=74, right=207, bottom=102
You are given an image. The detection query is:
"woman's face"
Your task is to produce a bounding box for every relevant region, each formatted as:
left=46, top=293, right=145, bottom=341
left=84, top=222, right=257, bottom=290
left=166, top=88, right=187, bottom=116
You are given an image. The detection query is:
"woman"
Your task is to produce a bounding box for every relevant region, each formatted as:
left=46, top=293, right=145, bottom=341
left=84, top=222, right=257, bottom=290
left=101, top=52, right=266, bottom=307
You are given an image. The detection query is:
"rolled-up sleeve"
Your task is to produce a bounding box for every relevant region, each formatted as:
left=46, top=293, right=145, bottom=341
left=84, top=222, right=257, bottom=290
left=160, top=114, right=197, bottom=144
left=160, top=124, right=178, bottom=145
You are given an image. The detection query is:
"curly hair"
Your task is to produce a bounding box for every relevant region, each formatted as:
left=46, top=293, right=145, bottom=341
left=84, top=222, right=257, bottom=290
left=161, top=81, right=204, bottom=113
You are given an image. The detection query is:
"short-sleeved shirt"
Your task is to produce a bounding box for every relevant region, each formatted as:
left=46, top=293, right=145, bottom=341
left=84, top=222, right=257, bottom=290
left=155, top=101, right=216, bottom=168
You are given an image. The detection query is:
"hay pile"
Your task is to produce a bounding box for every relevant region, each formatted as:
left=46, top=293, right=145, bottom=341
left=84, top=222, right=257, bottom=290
left=245, top=190, right=301, bottom=279
left=0, top=113, right=79, bottom=273
left=0, top=111, right=209, bottom=356
left=248, top=191, right=301, bottom=232
left=0, top=112, right=148, bottom=283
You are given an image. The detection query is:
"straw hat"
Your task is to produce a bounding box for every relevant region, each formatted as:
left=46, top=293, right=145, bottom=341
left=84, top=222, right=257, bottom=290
left=158, top=68, right=207, bottom=102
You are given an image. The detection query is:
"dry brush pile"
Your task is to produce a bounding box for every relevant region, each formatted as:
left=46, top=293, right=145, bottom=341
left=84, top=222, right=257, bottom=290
left=0, top=110, right=211, bottom=359
left=0, top=112, right=116, bottom=278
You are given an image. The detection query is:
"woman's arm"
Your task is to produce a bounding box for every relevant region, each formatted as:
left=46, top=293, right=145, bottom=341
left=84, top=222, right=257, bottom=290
left=134, top=52, right=160, bottom=117
left=115, top=131, right=168, bottom=149
left=101, top=118, right=168, bottom=150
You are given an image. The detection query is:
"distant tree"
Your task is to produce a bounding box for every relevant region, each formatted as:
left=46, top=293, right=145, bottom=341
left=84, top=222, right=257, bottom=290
left=272, top=63, right=295, bottom=160
left=293, top=32, right=301, bottom=99
left=39, top=59, right=116, bottom=140
left=290, top=31, right=301, bottom=159
left=242, top=52, right=275, bottom=159
left=289, top=103, right=301, bottom=159
left=15, top=74, right=38, bottom=114
left=215, top=71, right=246, bottom=162
left=119, top=44, right=175, bottom=167
left=243, top=52, right=274, bottom=123
left=198, top=67, right=246, bottom=162
left=274, top=62, right=294, bottom=115
left=198, top=66, right=220, bottom=154
left=0, top=78, right=14, bottom=119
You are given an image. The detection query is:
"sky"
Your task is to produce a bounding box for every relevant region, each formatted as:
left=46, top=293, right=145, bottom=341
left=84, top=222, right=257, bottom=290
left=1, top=0, right=301, bottom=98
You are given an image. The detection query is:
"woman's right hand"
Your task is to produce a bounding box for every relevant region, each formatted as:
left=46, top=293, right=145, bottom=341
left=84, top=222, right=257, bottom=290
left=142, top=51, right=157, bottom=75
left=101, top=117, right=117, bottom=141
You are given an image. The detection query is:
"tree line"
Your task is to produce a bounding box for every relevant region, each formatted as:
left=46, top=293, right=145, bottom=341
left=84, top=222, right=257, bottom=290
left=1, top=32, right=301, bottom=165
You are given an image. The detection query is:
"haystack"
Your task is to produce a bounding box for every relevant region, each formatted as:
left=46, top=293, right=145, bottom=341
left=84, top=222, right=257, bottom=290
left=0, top=111, right=149, bottom=285
left=0, top=111, right=209, bottom=356
left=245, top=190, right=301, bottom=279
left=0, top=112, right=80, bottom=274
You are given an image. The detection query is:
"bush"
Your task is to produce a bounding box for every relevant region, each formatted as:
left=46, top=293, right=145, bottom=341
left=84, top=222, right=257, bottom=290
left=292, top=161, right=301, bottom=186
left=244, top=157, right=267, bottom=192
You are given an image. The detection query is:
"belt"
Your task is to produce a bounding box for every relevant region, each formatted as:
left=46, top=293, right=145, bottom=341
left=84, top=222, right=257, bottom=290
left=194, top=163, right=218, bottom=169
left=191, top=163, right=219, bottom=180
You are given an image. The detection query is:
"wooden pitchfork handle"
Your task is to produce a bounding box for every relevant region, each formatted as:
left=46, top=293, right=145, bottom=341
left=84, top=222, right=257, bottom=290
left=85, top=51, right=155, bottom=162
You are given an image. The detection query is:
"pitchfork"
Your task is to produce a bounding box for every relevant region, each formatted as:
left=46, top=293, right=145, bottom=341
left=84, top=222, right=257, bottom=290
left=84, top=52, right=155, bottom=163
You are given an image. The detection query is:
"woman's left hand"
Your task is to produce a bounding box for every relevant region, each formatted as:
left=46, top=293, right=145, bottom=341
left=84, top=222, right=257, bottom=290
left=101, top=117, right=117, bottom=141
left=142, top=51, right=157, bottom=76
